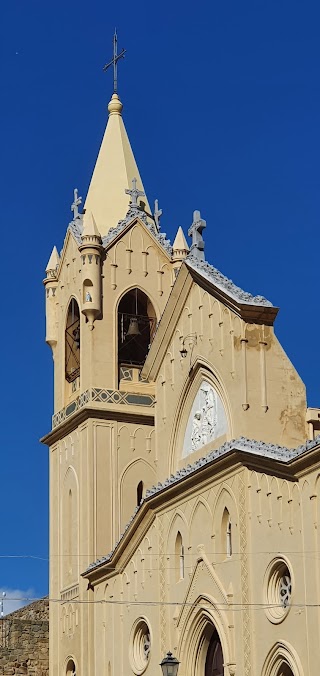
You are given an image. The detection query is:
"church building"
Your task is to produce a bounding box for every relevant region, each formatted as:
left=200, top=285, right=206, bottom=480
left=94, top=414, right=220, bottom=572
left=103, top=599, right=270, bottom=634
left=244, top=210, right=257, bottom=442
left=42, top=52, right=320, bottom=676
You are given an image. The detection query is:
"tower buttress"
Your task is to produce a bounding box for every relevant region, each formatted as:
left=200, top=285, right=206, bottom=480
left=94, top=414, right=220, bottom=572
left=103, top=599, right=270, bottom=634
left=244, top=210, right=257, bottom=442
left=44, top=246, right=60, bottom=349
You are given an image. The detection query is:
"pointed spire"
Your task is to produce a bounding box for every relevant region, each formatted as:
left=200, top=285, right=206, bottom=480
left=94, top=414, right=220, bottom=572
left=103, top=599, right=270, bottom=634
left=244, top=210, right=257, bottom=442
left=45, top=246, right=60, bottom=277
left=84, top=93, right=150, bottom=236
left=172, top=226, right=189, bottom=263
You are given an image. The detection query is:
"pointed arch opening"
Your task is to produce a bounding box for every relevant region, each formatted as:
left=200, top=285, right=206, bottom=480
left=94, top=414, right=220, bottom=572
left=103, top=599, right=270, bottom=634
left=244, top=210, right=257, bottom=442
left=65, top=299, right=80, bottom=382
left=175, top=531, right=185, bottom=582
left=277, top=666, right=294, bottom=676
left=118, top=288, right=156, bottom=378
left=137, top=480, right=144, bottom=506
left=204, top=627, right=224, bottom=676
left=221, top=508, right=232, bottom=558
left=191, top=621, right=224, bottom=676
left=66, top=658, right=76, bottom=676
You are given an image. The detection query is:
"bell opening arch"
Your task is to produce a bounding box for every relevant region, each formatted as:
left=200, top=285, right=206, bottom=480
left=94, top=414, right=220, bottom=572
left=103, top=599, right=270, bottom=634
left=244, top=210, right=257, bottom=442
left=65, top=297, right=81, bottom=384
left=116, top=286, right=158, bottom=385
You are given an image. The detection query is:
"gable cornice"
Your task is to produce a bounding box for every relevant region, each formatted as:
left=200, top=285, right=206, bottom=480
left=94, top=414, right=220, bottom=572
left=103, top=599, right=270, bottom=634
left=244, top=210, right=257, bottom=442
left=82, top=436, right=320, bottom=583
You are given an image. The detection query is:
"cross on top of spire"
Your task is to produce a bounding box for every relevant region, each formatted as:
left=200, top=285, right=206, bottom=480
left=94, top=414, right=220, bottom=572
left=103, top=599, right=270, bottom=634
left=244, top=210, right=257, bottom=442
left=188, top=210, right=206, bottom=261
left=125, top=178, right=145, bottom=208
left=103, top=29, right=126, bottom=94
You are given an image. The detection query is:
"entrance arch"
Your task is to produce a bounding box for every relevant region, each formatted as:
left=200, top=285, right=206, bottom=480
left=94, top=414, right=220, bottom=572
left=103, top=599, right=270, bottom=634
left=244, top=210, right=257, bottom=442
left=178, top=602, right=231, bottom=676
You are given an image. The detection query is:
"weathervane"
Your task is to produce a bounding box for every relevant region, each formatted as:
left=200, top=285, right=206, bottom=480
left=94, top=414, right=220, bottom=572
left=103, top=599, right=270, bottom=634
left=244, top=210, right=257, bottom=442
left=103, top=29, right=126, bottom=94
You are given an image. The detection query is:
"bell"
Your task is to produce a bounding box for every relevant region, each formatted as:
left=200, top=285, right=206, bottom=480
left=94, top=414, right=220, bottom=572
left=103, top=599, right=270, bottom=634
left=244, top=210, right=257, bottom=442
left=126, top=317, right=141, bottom=337
left=73, top=327, right=80, bottom=349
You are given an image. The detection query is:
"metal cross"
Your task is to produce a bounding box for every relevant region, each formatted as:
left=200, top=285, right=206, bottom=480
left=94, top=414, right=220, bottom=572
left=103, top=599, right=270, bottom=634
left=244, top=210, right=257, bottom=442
left=125, top=178, right=145, bottom=208
left=154, top=199, right=162, bottom=231
left=71, top=188, right=82, bottom=219
left=103, top=29, right=126, bottom=94
left=188, top=210, right=206, bottom=261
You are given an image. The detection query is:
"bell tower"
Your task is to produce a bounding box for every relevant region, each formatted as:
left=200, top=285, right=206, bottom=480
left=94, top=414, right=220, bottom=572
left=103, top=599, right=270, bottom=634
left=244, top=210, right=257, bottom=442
left=42, top=57, right=181, bottom=673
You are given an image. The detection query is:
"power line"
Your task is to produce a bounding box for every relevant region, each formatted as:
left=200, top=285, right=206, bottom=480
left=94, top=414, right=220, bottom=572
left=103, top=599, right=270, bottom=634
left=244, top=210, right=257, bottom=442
left=0, top=597, right=319, bottom=612
left=2, top=549, right=320, bottom=559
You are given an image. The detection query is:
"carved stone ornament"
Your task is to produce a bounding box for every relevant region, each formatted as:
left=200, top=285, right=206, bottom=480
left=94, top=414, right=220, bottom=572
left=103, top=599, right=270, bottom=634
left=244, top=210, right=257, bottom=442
left=102, top=205, right=172, bottom=255
left=183, top=381, right=228, bottom=457
left=186, top=254, right=273, bottom=307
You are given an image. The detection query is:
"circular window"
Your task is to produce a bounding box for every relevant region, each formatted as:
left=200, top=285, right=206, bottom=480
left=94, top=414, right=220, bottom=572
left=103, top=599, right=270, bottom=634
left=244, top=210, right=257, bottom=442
left=130, top=618, right=151, bottom=674
left=264, top=557, right=292, bottom=623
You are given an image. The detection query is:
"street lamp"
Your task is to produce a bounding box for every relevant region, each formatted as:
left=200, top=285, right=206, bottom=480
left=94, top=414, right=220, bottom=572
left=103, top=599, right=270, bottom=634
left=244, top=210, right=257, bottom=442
left=160, top=652, right=180, bottom=676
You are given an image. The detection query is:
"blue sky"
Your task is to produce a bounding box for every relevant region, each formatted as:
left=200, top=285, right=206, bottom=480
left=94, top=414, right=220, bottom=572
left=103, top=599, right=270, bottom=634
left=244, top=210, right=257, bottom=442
left=0, top=0, right=319, bottom=606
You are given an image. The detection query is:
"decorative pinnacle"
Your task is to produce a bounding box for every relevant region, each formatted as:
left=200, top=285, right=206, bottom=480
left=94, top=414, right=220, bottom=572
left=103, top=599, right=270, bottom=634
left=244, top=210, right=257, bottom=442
left=103, top=29, right=126, bottom=95
left=71, top=188, right=82, bottom=219
left=125, top=177, right=145, bottom=208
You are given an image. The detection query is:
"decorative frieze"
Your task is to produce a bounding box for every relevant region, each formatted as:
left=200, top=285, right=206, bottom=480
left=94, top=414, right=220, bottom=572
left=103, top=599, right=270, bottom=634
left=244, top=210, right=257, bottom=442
left=52, top=388, right=155, bottom=429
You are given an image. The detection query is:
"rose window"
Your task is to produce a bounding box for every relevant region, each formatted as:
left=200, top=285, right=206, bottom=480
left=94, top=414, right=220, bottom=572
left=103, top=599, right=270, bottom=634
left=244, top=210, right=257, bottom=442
left=264, top=558, right=293, bottom=623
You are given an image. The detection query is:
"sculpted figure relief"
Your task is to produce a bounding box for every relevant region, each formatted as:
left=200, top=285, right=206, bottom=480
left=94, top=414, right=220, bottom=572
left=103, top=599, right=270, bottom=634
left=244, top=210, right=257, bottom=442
left=191, top=384, right=218, bottom=451
left=184, top=380, right=227, bottom=457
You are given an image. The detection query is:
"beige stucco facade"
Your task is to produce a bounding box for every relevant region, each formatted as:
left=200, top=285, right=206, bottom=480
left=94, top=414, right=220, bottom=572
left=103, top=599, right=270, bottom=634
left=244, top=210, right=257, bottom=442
left=42, top=89, right=320, bottom=676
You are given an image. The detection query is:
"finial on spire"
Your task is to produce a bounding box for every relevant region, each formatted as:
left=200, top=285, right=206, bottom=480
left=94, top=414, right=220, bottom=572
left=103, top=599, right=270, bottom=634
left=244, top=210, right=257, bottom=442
left=154, top=199, right=162, bottom=231
left=103, top=29, right=126, bottom=95
left=71, top=188, right=82, bottom=219
left=125, top=177, right=145, bottom=208
left=188, top=210, right=206, bottom=261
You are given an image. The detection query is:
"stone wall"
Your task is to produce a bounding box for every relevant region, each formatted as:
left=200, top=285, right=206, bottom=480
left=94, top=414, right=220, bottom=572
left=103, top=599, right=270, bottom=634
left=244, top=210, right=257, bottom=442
left=0, top=599, right=49, bottom=675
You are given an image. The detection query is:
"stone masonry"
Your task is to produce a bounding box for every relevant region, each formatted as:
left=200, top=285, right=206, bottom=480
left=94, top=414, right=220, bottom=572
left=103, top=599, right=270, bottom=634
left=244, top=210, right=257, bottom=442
left=0, top=599, right=49, bottom=676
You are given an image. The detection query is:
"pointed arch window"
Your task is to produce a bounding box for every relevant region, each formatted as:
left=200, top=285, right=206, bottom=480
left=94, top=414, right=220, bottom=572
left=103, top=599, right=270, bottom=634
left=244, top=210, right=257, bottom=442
left=175, top=531, right=185, bottom=582
left=137, top=481, right=143, bottom=506
left=221, top=508, right=232, bottom=558
left=118, top=289, right=156, bottom=374
left=65, top=299, right=80, bottom=382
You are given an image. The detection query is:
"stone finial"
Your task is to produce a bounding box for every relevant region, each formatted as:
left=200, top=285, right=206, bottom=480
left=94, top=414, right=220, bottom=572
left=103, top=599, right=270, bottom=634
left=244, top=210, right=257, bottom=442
left=172, top=226, right=189, bottom=263
left=81, top=212, right=101, bottom=239
left=107, top=93, right=123, bottom=116
left=45, top=246, right=60, bottom=278
left=188, top=210, right=206, bottom=261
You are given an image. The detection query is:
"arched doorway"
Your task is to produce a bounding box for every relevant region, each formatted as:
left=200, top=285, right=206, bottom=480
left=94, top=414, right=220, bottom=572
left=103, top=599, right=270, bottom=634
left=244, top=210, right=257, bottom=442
left=203, top=625, right=224, bottom=676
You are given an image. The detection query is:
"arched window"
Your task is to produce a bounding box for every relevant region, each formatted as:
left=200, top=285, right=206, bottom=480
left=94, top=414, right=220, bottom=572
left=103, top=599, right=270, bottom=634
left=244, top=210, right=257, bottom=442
left=118, top=289, right=156, bottom=374
left=66, top=658, right=76, bottom=676
left=221, top=508, right=232, bottom=557
left=68, top=489, right=73, bottom=576
left=65, top=299, right=80, bottom=382
left=137, top=481, right=143, bottom=506
left=175, top=531, right=185, bottom=582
